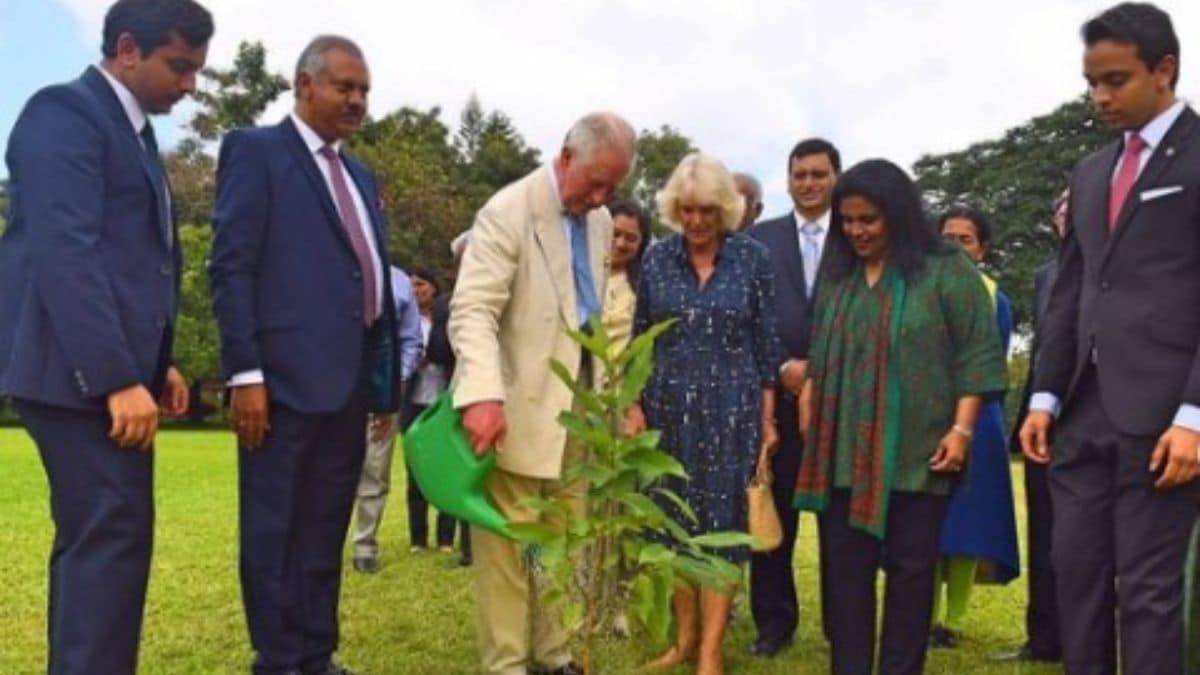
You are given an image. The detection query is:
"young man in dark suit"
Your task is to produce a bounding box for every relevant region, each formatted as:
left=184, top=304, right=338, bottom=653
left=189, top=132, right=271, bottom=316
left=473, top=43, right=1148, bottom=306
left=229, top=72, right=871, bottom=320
left=1020, top=4, right=1200, bottom=673
left=746, top=138, right=840, bottom=657
left=0, top=1, right=212, bottom=673
left=210, top=35, right=399, bottom=675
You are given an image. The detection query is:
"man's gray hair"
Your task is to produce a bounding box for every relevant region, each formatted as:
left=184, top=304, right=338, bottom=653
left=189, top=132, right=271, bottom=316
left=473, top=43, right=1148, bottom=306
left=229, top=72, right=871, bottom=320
left=295, top=34, right=364, bottom=83
left=563, top=112, right=636, bottom=164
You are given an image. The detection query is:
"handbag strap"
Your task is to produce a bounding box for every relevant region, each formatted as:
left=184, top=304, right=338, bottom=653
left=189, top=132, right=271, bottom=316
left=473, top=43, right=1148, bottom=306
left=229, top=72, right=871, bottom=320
left=755, top=441, right=775, bottom=484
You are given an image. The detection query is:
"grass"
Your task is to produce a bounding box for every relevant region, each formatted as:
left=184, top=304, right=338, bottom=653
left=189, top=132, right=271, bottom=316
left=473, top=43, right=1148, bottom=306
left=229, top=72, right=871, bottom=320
left=0, top=428, right=1062, bottom=674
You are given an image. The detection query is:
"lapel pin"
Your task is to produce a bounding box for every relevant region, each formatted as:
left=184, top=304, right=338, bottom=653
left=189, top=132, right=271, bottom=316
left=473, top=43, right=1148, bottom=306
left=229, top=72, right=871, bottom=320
left=1166, top=146, right=1176, bottom=158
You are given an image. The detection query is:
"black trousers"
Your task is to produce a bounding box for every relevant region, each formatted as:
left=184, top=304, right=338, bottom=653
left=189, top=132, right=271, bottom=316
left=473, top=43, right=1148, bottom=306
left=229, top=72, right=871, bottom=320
left=820, top=490, right=948, bottom=675
left=402, top=401, right=462, bottom=550
left=1050, top=369, right=1199, bottom=675
left=1022, top=457, right=1061, bottom=659
left=13, top=399, right=155, bottom=675
left=239, top=386, right=368, bottom=674
left=750, top=392, right=831, bottom=642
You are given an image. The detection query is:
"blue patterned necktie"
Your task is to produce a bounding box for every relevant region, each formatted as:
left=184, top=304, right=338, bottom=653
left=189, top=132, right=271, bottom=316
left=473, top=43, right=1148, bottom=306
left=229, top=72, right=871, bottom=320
left=801, top=221, right=821, bottom=298
left=568, top=214, right=601, bottom=329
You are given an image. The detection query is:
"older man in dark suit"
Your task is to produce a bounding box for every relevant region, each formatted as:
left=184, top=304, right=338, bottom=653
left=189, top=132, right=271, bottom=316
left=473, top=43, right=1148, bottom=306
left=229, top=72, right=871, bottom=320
left=746, top=138, right=840, bottom=656
left=210, top=35, right=399, bottom=675
left=1021, top=4, right=1200, bottom=673
left=0, top=2, right=212, bottom=673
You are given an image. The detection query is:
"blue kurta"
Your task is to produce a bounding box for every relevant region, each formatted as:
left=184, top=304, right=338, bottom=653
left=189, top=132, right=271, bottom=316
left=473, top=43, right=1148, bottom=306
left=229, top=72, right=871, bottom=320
left=634, top=233, right=784, bottom=562
left=938, top=287, right=1021, bottom=583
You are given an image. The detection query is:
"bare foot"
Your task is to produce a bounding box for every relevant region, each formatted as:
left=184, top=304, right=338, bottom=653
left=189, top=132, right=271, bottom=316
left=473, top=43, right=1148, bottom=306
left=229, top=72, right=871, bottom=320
left=641, top=644, right=696, bottom=672
left=694, top=649, right=724, bottom=675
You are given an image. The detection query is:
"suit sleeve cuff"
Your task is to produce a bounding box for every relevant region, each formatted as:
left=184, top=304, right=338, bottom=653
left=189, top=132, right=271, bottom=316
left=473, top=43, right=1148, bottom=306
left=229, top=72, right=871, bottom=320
left=1172, top=404, right=1200, bottom=433
left=1030, top=392, right=1061, bottom=418
left=227, top=369, right=264, bottom=387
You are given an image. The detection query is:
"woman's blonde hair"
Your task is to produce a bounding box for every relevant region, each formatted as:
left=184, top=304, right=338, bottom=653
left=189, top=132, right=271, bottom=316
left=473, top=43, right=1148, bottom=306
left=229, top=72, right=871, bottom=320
left=656, top=152, right=745, bottom=233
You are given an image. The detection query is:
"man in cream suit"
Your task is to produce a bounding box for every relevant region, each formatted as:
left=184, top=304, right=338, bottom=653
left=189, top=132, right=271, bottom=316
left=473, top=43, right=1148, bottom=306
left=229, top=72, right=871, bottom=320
left=449, top=112, right=636, bottom=675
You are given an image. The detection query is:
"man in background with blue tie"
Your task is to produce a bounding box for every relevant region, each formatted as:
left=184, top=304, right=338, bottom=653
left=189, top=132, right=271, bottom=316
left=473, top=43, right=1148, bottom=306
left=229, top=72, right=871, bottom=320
left=449, top=112, right=636, bottom=675
left=0, top=1, right=212, bottom=672
left=210, top=35, right=399, bottom=675
left=746, top=137, right=840, bottom=657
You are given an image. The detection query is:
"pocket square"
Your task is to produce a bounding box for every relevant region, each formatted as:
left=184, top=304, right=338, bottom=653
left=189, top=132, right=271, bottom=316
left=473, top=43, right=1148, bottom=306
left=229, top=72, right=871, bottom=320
left=1140, top=185, right=1184, bottom=202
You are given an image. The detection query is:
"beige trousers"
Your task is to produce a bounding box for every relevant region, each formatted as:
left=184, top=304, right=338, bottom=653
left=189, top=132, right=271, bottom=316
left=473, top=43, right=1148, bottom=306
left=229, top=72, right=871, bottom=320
left=352, top=412, right=399, bottom=559
left=473, top=410, right=586, bottom=675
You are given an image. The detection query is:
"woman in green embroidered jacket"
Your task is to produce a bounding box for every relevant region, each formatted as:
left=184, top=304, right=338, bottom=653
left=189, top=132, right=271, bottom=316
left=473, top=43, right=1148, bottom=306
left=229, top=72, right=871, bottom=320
left=795, top=159, right=1006, bottom=675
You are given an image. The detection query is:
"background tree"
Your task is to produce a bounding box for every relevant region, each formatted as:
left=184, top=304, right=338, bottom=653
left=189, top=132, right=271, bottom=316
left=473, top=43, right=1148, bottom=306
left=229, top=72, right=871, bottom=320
left=913, top=96, right=1112, bottom=328
left=456, top=96, right=540, bottom=204
left=173, top=225, right=221, bottom=385
left=619, top=126, right=697, bottom=233
left=351, top=106, right=475, bottom=285
left=189, top=40, right=291, bottom=141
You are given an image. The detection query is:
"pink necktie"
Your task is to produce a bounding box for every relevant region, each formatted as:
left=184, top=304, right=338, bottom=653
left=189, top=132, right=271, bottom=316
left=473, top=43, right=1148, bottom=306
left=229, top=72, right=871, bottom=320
left=1108, top=133, right=1146, bottom=232
left=319, top=145, right=379, bottom=326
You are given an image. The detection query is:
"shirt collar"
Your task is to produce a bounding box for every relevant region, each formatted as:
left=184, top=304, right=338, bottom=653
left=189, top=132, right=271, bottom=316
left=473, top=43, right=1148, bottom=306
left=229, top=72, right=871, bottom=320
left=794, top=208, right=831, bottom=232
left=1129, top=99, right=1186, bottom=151
left=96, top=65, right=147, bottom=135
left=290, top=111, right=341, bottom=155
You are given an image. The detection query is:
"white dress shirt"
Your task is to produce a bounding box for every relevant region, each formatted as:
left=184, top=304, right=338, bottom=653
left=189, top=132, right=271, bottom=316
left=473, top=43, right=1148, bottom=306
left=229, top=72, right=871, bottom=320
left=1030, top=99, right=1199, bottom=432
left=97, top=66, right=147, bottom=140
left=227, top=112, right=385, bottom=387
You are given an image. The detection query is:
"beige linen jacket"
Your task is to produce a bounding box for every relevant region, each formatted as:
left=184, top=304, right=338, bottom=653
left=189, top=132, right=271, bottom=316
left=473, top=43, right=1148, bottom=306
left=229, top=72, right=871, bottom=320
left=449, top=164, right=611, bottom=479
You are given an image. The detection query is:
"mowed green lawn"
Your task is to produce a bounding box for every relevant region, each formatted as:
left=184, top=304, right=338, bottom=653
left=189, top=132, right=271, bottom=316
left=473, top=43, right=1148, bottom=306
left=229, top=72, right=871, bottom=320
left=0, top=427, right=1062, bottom=674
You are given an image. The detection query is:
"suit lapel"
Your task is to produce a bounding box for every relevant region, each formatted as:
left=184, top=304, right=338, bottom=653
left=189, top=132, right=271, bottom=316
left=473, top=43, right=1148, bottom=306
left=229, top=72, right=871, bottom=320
left=280, top=117, right=355, bottom=254
left=80, top=67, right=171, bottom=248
left=528, top=167, right=576, bottom=324
left=777, top=214, right=808, bottom=298
left=1102, top=107, right=1198, bottom=268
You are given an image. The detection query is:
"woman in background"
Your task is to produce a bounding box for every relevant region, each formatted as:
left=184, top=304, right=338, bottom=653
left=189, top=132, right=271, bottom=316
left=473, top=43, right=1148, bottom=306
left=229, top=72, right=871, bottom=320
left=931, top=206, right=1020, bottom=648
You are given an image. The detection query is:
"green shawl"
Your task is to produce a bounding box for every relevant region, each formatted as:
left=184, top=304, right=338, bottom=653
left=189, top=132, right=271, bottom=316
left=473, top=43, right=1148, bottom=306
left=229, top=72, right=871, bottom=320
left=794, top=265, right=905, bottom=539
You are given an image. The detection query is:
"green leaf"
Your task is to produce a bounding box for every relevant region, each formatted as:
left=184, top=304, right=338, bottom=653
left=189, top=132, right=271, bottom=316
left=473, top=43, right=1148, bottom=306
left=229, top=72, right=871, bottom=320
left=650, top=487, right=698, bottom=525
left=626, top=448, right=688, bottom=483
left=637, top=543, right=676, bottom=566
left=689, top=532, right=758, bottom=549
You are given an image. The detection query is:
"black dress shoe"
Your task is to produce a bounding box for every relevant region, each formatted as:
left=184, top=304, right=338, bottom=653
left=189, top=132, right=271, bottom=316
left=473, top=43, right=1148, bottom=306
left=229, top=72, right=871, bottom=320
left=528, top=662, right=583, bottom=675
left=988, top=644, right=1060, bottom=663
left=352, top=557, right=380, bottom=574
left=307, top=662, right=357, bottom=675
left=928, top=624, right=960, bottom=649
left=748, top=634, right=793, bottom=657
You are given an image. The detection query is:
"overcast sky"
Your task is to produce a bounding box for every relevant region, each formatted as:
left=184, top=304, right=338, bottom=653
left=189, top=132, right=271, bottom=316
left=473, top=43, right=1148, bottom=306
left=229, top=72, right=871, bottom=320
left=4, top=0, right=1199, bottom=215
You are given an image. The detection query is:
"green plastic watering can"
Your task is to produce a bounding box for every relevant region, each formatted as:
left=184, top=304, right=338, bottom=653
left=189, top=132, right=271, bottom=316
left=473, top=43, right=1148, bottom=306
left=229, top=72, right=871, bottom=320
left=402, top=391, right=514, bottom=539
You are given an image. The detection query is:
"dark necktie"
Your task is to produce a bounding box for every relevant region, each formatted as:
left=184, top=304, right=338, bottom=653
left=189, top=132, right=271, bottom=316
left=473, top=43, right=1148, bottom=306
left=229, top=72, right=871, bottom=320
left=140, top=122, right=171, bottom=247
left=319, top=145, right=379, bottom=326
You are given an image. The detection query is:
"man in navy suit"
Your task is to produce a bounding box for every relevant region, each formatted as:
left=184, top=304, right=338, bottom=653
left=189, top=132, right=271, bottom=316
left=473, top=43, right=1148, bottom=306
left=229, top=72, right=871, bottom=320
left=746, top=138, right=840, bottom=656
left=0, top=1, right=212, bottom=673
left=210, top=35, right=399, bottom=675
left=1021, top=4, right=1200, bottom=673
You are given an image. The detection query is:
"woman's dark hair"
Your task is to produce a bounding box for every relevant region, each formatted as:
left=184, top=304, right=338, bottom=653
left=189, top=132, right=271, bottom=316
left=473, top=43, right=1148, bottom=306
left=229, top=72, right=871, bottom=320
left=824, top=159, right=949, bottom=283
left=408, top=267, right=441, bottom=297
left=607, top=198, right=651, bottom=285
left=1083, top=2, right=1179, bottom=89
left=937, top=205, right=993, bottom=246
left=102, top=0, right=214, bottom=59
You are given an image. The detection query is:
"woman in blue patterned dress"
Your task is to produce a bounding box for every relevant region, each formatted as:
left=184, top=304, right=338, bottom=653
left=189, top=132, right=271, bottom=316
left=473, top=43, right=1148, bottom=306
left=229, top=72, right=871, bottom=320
left=625, top=152, right=784, bottom=675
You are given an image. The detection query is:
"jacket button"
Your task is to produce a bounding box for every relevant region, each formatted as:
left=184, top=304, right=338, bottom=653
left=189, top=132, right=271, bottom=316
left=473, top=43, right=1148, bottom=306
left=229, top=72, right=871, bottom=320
left=1100, top=281, right=1111, bottom=291
left=160, top=263, right=172, bottom=276
left=352, top=271, right=362, bottom=280
left=157, top=317, right=167, bottom=328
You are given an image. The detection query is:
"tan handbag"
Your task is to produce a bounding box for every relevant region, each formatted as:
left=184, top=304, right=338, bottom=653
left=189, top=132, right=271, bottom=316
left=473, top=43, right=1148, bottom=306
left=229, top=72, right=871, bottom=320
left=747, top=442, right=783, bottom=553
